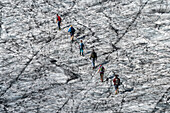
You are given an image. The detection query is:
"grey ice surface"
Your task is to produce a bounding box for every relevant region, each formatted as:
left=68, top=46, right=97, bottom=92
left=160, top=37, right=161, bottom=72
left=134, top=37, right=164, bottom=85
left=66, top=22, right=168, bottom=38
left=0, top=0, right=170, bottom=113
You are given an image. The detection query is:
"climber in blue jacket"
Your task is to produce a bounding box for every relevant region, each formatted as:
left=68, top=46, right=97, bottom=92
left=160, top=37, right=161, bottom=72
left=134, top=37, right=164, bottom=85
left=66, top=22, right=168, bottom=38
left=68, top=25, right=75, bottom=42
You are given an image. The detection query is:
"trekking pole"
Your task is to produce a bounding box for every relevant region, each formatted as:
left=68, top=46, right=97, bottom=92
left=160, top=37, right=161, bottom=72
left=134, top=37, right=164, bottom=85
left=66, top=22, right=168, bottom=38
left=95, top=68, right=99, bottom=75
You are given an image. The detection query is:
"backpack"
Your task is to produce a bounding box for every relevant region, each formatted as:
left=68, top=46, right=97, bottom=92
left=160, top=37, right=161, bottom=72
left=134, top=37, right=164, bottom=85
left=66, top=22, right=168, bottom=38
left=71, top=27, right=75, bottom=33
left=57, top=16, right=61, bottom=22
left=91, top=52, right=96, bottom=58
left=99, top=66, right=104, bottom=73
left=115, top=78, right=120, bottom=85
left=80, top=43, right=84, bottom=49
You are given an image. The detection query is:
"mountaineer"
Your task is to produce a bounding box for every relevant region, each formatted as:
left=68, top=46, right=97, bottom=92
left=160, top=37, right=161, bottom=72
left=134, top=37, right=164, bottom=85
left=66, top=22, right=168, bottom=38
left=113, top=74, right=120, bottom=94
left=56, top=14, right=62, bottom=30
left=68, top=25, right=75, bottom=42
left=79, top=40, right=84, bottom=56
left=90, top=49, right=97, bottom=69
left=97, top=65, right=105, bottom=82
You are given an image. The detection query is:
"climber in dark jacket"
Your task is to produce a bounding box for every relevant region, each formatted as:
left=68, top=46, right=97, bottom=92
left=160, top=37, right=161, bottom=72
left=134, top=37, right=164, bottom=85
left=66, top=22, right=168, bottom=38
left=90, top=49, right=97, bottom=69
